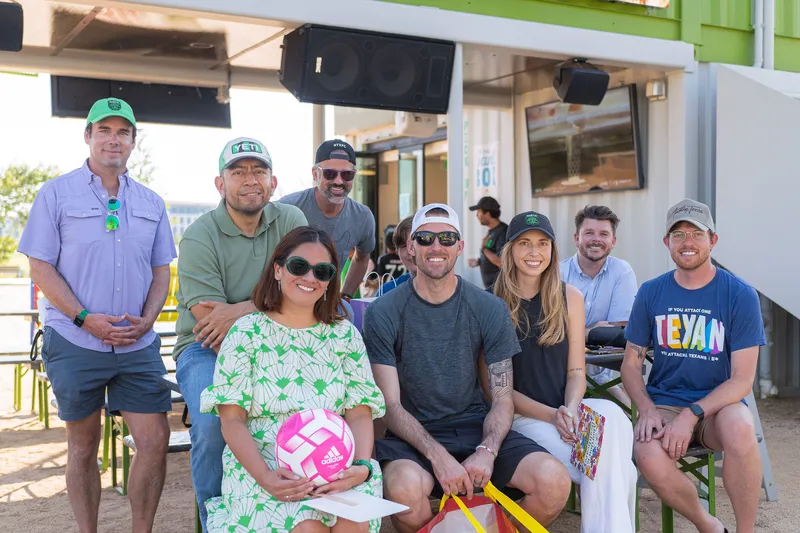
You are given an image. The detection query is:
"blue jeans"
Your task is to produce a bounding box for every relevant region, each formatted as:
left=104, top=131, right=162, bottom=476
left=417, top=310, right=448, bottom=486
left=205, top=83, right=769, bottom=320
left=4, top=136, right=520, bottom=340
left=176, top=343, right=225, bottom=533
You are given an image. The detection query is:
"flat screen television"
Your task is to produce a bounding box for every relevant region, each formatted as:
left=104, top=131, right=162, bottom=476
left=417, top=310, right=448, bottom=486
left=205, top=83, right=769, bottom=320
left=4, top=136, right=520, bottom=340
left=525, top=84, right=644, bottom=197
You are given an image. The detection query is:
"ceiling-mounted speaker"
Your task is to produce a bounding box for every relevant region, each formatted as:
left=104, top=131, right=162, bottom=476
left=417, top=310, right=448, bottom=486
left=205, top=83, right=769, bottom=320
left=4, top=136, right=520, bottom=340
left=553, top=59, right=609, bottom=105
left=395, top=111, right=438, bottom=137
left=279, top=24, right=455, bottom=114
left=0, top=2, right=24, bottom=52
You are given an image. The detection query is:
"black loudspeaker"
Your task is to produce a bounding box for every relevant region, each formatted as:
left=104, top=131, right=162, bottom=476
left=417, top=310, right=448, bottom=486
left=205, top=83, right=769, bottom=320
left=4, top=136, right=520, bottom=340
left=0, top=2, right=24, bottom=52
left=553, top=59, right=610, bottom=105
left=280, top=24, right=455, bottom=114
left=52, top=76, right=231, bottom=128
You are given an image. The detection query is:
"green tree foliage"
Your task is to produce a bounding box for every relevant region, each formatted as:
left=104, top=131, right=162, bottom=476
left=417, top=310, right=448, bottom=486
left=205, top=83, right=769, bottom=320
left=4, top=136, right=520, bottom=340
left=128, top=132, right=155, bottom=185
left=0, top=164, right=60, bottom=229
left=0, top=235, right=17, bottom=264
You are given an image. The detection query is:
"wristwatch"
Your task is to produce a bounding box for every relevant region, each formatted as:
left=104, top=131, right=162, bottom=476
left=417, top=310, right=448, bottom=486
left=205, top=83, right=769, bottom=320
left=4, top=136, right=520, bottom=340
left=73, top=309, right=89, bottom=328
left=351, top=459, right=373, bottom=483
left=688, top=403, right=705, bottom=421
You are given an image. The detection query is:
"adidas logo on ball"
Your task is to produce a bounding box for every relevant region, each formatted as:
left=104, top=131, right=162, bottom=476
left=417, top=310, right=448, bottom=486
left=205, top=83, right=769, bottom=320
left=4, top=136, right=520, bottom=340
left=275, top=408, right=355, bottom=486
left=321, top=446, right=345, bottom=465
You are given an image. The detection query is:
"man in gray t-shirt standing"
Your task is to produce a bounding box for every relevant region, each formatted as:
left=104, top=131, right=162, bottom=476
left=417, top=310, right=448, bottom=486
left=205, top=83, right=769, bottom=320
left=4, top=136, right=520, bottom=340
left=364, top=203, right=570, bottom=533
left=279, top=139, right=375, bottom=299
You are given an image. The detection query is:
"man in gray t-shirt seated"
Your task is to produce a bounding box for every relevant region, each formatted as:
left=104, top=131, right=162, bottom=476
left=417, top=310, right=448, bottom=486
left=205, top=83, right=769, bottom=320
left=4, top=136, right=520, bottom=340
left=363, top=204, right=570, bottom=533
left=278, top=139, right=375, bottom=300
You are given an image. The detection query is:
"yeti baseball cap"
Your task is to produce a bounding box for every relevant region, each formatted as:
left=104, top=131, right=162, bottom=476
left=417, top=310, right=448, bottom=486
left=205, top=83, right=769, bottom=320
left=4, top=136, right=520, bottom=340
left=86, top=98, right=136, bottom=128
left=219, top=137, right=273, bottom=174
left=411, top=203, right=461, bottom=236
left=665, top=198, right=715, bottom=234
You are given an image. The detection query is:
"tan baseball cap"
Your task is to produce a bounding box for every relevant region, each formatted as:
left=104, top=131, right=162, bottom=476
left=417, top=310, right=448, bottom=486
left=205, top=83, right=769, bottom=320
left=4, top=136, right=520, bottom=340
left=666, top=199, right=715, bottom=234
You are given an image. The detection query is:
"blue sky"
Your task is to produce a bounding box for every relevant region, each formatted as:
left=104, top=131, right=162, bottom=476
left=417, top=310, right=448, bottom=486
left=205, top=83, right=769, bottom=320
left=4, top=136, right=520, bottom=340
left=0, top=72, right=322, bottom=204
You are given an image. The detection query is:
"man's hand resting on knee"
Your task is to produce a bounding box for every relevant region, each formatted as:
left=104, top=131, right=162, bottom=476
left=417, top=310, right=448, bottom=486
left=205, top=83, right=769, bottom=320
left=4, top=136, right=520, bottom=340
left=431, top=448, right=474, bottom=498
left=461, top=446, right=495, bottom=490
left=635, top=406, right=665, bottom=443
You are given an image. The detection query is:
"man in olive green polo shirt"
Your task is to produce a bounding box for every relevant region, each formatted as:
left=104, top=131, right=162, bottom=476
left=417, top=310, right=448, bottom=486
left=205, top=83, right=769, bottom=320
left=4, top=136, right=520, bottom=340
left=174, top=137, right=306, bottom=530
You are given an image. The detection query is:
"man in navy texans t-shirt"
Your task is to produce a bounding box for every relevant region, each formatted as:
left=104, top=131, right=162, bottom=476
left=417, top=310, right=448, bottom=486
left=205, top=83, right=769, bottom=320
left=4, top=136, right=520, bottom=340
left=621, top=199, right=764, bottom=533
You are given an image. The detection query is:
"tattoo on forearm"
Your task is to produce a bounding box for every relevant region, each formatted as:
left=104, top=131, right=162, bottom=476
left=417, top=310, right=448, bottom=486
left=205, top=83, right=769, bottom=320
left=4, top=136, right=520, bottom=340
left=630, top=342, right=648, bottom=361
left=488, top=359, right=513, bottom=400
left=568, top=367, right=584, bottom=373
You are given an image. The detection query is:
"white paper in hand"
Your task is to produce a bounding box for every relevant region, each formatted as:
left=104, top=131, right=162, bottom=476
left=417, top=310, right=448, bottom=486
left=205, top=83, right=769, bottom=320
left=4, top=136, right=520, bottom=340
left=303, top=490, right=409, bottom=523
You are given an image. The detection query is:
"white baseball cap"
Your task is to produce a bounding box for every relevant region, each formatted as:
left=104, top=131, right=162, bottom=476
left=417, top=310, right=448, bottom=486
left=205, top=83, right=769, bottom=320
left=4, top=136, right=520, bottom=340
left=411, top=203, right=461, bottom=236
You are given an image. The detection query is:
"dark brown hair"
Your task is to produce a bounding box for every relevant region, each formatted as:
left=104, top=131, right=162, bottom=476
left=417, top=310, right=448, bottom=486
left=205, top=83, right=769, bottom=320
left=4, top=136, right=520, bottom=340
left=393, top=216, right=414, bottom=248
left=85, top=122, right=138, bottom=141
left=574, top=205, right=620, bottom=235
left=252, top=226, right=346, bottom=324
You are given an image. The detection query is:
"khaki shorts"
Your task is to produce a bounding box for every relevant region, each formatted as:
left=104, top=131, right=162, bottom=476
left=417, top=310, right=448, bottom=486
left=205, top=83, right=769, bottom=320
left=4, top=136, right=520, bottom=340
left=656, top=405, right=717, bottom=450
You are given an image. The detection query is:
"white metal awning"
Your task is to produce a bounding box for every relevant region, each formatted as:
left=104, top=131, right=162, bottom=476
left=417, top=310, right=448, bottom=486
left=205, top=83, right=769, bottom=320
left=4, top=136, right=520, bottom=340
left=714, top=64, right=800, bottom=318
left=0, top=0, right=696, bottom=90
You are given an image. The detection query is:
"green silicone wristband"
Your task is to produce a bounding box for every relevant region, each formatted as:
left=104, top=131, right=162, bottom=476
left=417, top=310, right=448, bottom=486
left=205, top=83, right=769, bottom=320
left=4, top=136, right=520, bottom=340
left=352, top=459, right=373, bottom=483
left=77, top=309, right=89, bottom=320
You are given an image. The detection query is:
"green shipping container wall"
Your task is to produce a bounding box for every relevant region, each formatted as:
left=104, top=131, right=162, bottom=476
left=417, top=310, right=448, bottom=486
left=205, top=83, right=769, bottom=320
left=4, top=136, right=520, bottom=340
left=381, top=0, right=800, bottom=72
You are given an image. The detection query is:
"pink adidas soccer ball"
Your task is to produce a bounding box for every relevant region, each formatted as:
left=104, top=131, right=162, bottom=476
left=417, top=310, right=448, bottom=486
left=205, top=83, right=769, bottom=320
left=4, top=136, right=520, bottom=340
left=275, top=408, right=355, bottom=486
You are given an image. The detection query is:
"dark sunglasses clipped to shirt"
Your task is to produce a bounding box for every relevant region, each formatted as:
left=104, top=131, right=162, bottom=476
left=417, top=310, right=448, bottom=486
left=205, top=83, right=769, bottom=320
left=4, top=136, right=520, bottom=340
left=318, top=168, right=357, bottom=182
left=413, top=231, right=460, bottom=247
left=278, top=256, right=338, bottom=282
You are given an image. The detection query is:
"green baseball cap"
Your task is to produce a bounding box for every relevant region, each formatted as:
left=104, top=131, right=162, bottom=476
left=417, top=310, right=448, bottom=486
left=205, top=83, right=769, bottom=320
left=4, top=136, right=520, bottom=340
left=219, top=137, right=273, bottom=174
left=86, top=98, right=137, bottom=128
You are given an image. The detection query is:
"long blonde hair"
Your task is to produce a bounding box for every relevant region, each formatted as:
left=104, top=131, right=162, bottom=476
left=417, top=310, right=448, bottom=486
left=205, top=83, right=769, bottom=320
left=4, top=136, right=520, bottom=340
left=493, top=236, right=567, bottom=346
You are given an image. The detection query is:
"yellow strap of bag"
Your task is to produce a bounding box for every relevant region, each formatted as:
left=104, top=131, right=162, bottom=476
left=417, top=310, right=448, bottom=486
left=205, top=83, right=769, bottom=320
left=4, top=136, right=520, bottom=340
left=438, top=493, right=487, bottom=533
left=438, top=482, right=549, bottom=533
left=484, top=482, right=549, bottom=533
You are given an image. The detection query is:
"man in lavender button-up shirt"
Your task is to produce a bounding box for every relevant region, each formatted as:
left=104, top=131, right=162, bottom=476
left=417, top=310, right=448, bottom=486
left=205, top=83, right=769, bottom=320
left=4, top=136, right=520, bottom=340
left=18, top=97, right=176, bottom=533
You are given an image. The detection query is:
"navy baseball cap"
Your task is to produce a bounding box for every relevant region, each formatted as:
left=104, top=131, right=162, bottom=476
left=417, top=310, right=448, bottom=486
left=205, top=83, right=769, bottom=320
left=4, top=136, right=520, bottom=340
left=315, top=139, right=356, bottom=165
left=507, top=211, right=556, bottom=242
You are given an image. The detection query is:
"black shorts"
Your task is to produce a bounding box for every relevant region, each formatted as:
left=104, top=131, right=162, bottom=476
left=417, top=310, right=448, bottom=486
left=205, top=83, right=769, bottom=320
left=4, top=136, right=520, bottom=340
left=375, top=414, right=549, bottom=498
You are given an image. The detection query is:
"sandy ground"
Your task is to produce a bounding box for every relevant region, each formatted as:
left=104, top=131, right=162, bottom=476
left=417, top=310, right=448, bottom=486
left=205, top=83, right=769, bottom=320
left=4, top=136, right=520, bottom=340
left=0, top=367, right=797, bottom=533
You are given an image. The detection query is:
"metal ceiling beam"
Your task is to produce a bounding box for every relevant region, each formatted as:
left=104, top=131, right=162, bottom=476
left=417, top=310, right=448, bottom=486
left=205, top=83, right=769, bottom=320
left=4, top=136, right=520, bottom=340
left=51, top=6, right=105, bottom=56
left=0, top=46, right=284, bottom=90
left=463, top=88, right=513, bottom=109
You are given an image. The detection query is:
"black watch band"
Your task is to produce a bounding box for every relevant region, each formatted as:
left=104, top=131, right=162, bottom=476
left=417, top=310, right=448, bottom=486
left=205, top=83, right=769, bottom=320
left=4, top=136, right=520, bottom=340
left=689, top=403, right=705, bottom=421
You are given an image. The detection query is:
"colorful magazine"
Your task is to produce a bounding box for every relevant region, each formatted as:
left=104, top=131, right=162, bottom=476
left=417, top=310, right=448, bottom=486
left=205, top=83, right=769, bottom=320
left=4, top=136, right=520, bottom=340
left=570, top=403, right=606, bottom=480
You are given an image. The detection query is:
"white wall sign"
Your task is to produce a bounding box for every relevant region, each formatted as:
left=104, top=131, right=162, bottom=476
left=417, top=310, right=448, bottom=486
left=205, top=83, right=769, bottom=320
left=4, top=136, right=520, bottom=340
left=474, top=143, right=499, bottom=199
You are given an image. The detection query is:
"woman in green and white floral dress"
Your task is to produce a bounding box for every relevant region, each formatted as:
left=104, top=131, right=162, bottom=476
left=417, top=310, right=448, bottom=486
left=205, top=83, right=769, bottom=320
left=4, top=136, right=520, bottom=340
left=200, top=226, right=386, bottom=533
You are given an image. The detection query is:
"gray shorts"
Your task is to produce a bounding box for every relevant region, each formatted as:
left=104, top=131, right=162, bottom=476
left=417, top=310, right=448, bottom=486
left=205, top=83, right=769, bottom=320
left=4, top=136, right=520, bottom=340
left=41, top=326, right=172, bottom=422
